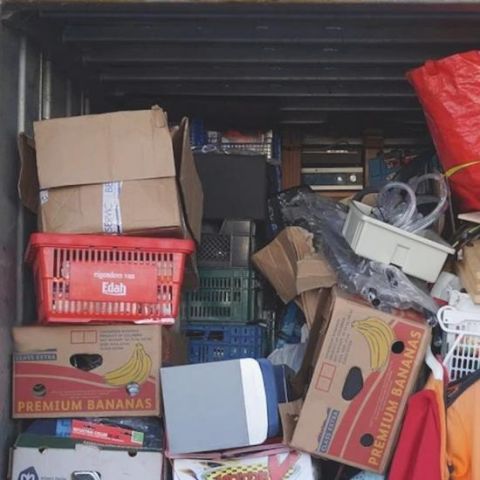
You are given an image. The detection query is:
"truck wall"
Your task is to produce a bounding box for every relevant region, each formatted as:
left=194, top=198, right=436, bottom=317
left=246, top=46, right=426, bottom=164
left=0, top=21, right=21, bottom=478
left=0, top=19, right=83, bottom=475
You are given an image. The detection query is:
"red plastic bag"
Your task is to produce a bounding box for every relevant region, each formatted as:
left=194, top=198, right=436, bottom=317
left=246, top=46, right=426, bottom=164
left=408, top=51, right=480, bottom=213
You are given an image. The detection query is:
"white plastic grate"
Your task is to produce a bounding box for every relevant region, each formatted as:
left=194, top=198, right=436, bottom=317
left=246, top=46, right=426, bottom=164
left=438, top=303, right=480, bottom=381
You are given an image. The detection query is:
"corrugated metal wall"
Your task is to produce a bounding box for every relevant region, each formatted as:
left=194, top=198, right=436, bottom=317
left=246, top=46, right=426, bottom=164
left=0, top=12, right=83, bottom=472
left=0, top=21, right=22, bottom=477
left=5, top=2, right=480, bottom=137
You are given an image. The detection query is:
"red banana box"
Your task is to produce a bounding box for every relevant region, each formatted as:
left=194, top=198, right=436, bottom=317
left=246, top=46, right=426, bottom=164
left=12, top=325, right=162, bottom=418
left=288, top=289, right=430, bottom=474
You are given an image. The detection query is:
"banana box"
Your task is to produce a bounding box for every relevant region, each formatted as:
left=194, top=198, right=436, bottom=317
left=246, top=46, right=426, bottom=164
left=12, top=325, right=162, bottom=418
left=289, top=288, right=430, bottom=474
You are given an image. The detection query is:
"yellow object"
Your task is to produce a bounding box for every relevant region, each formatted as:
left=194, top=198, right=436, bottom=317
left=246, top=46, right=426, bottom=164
left=445, top=160, right=480, bottom=178
left=353, top=317, right=395, bottom=370
left=104, top=343, right=152, bottom=386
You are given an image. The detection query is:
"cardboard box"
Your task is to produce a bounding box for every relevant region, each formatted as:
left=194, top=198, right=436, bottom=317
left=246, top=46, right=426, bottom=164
left=172, top=450, right=315, bottom=480
left=12, top=325, right=162, bottom=418
left=288, top=289, right=430, bottom=473
left=10, top=434, right=163, bottom=480
left=252, top=227, right=335, bottom=304
left=18, top=107, right=203, bottom=240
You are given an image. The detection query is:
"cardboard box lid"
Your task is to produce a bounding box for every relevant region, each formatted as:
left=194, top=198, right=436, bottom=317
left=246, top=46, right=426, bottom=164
left=33, top=106, right=175, bottom=189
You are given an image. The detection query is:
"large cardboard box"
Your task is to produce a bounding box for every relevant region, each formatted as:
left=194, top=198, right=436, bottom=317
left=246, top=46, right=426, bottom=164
left=18, top=107, right=203, bottom=240
left=12, top=325, right=162, bottom=418
left=288, top=289, right=430, bottom=473
left=10, top=434, right=163, bottom=480
left=172, top=451, right=315, bottom=480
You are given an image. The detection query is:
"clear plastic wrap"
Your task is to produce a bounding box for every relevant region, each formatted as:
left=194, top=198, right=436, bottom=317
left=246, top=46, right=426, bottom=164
left=274, top=190, right=438, bottom=321
left=371, top=174, right=448, bottom=234
left=372, top=181, right=417, bottom=229
left=268, top=343, right=307, bottom=374
left=405, top=173, right=448, bottom=233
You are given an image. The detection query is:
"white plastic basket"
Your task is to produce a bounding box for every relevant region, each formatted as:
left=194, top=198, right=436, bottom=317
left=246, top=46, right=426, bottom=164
left=437, top=302, right=480, bottom=381
left=343, top=201, right=454, bottom=282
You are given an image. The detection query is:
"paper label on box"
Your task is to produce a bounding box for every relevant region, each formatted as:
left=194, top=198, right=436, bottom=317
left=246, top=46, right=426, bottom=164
left=68, top=262, right=158, bottom=303
left=103, top=182, right=123, bottom=234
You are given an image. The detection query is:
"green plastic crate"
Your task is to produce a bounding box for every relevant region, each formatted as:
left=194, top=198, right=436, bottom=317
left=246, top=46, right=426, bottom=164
left=182, top=268, right=256, bottom=323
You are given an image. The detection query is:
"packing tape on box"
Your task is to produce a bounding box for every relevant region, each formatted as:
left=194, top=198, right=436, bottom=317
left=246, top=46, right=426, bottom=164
left=103, top=182, right=123, bottom=234
left=40, top=190, right=49, bottom=205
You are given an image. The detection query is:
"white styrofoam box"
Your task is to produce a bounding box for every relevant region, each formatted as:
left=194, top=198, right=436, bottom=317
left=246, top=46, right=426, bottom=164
left=10, top=442, right=163, bottom=480
left=342, top=201, right=454, bottom=282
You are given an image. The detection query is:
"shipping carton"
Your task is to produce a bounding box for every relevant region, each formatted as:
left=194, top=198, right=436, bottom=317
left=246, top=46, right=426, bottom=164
left=12, top=325, right=162, bottom=418
left=9, top=434, right=163, bottom=480
left=252, top=227, right=335, bottom=304
left=172, top=451, right=315, bottom=480
left=18, top=107, right=203, bottom=240
left=289, top=289, right=430, bottom=473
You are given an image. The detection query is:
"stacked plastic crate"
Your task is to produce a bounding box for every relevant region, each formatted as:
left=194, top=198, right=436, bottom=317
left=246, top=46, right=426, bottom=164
left=182, top=221, right=266, bottom=363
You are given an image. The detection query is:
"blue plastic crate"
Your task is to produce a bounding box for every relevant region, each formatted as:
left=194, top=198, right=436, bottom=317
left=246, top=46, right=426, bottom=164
left=186, top=323, right=265, bottom=363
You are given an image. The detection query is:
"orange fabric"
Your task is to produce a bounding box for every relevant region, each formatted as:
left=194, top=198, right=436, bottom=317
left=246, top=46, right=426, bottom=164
left=447, top=377, right=480, bottom=480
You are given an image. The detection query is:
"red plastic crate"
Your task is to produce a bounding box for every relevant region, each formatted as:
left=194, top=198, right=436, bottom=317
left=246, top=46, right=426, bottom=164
left=26, top=233, right=195, bottom=325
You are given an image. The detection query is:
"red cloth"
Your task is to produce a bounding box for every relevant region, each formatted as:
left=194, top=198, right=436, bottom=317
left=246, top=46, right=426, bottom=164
left=389, top=390, right=443, bottom=480
left=408, top=51, right=480, bottom=212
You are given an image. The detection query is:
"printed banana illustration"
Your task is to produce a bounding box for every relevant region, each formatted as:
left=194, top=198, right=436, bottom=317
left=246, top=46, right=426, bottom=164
left=353, top=317, right=395, bottom=370
left=104, top=343, right=152, bottom=386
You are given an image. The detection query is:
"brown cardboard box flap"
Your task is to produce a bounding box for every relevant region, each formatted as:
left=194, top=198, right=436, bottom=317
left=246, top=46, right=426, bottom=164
left=253, top=227, right=336, bottom=303
left=18, top=133, right=39, bottom=213
left=33, top=106, right=175, bottom=189
left=252, top=227, right=314, bottom=303
left=279, top=400, right=303, bottom=445
left=172, top=117, right=203, bottom=243
left=296, top=256, right=336, bottom=294
left=298, top=288, right=332, bottom=329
